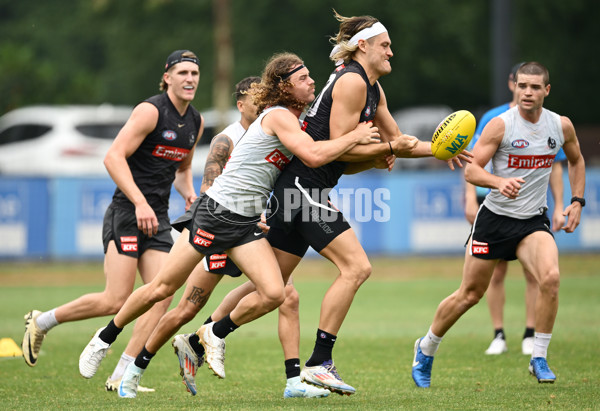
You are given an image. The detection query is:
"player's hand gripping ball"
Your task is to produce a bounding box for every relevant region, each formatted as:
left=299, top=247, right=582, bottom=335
left=431, top=110, right=476, bottom=160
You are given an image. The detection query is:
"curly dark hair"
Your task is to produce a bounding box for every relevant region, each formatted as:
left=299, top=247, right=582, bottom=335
left=248, top=52, right=308, bottom=114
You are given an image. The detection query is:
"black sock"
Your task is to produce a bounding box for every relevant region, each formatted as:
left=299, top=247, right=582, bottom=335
left=285, top=358, right=301, bottom=379
left=204, top=316, right=213, bottom=325
left=134, top=346, right=155, bottom=369
left=188, top=333, right=205, bottom=357
left=212, top=314, right=239, bottom=339
left=98, top=319, right=123, bottom=345
left=494, top=328, right=505, bottom=339
left=305, top=329, right=337, bottom=366
left=523, top=327, right=535, bottom=339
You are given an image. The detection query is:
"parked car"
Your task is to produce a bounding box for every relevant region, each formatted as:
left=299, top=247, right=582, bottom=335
left=0, top=105, right=132, bottom=176
left=0, top=105, right=239, bottom=177
left=392, top=105, right=454, bottom=169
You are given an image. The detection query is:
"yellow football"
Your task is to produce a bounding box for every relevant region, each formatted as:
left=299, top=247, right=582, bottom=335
left=431, top=110, right=476, bottom=160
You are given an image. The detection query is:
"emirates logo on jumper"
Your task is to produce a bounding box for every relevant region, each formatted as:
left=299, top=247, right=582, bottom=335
left=265, top=149, right=290, bottom=171
left=508, top=154, right=555, bottom=169
left=152, top=145, right=190, bottom=161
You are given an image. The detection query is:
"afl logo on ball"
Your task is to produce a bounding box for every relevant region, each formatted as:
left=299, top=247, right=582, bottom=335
left=162, top=130, right=177, bottom=141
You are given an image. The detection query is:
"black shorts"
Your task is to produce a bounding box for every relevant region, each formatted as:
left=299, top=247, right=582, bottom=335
left=172, top=194, right=264, bottom=255
left=203, top=254, right=242, bottom=277
left=102, top=203, right=173, bottom=258
left=266, top=173, right=350, bottom=257
left=469, top=205, right=553, bottom=261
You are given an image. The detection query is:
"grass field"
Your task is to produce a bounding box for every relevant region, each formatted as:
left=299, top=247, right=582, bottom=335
left=1, top=255, right=599, bottom=410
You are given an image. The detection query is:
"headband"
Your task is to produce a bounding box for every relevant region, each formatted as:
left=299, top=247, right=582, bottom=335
left=329, top=22, right=388, bottom=66
left=278, top=64, right=305, bottom=82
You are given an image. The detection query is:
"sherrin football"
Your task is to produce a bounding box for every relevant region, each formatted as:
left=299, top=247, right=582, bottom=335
left=431, top=110, right=476, bottom=160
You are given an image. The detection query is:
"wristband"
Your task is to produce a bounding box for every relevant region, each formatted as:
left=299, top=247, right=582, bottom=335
left=571, top=196, right=586, bottom=207
left=388, top=141, right=394, bottom=156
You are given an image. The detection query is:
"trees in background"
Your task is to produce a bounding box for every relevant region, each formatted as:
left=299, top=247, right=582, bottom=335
left=0, top=0, right=597, bottom=124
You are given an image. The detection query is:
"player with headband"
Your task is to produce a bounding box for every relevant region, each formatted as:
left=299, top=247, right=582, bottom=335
left=197, top=10, right=471, bottom=396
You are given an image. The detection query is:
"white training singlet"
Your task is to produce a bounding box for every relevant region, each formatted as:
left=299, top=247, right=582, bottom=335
left=206, top=106, right=294, bottom=217
left=220, top=121, right=246, bottom=146
left=483, top=106, right=564, bottom=219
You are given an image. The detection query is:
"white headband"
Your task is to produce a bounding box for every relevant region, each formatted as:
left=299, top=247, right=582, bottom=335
left=329, top=22, right=388, bottom=66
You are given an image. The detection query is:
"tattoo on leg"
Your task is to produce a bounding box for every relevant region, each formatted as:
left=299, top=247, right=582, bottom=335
left=187, top=286, right=211, bottom=306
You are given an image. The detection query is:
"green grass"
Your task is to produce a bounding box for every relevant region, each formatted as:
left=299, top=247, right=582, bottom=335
left=0, top=255, right=599, bottom=410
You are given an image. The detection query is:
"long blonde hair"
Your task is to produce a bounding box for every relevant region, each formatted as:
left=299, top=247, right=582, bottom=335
left=329, top=10, right=380, bottom=65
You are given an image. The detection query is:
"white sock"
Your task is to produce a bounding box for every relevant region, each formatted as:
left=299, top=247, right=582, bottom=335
left=36, top=309, right=59, bottom=332
left=420, top=327, right=443, bottom=357
left=532, top=332, right=552, bottom=359
left=110, top=353, right=135, bottom=381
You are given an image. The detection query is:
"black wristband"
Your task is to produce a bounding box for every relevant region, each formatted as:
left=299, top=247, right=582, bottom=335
left=388, top=141, right=393, bottom=156
left=571, top=196, right=585, bottom=207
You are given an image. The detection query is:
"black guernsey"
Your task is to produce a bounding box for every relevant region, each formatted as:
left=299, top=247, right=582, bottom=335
left=112, top=93, right=201, bottom=215
left=283, top=60, right=380, bottom=189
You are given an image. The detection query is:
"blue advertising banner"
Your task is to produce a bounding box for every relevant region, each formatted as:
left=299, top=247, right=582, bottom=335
left=0, top=178, right=49, bottom=258
left=1, top=168, right=598, bottom=260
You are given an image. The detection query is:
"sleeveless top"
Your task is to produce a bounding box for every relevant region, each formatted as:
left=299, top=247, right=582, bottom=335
left=281, top=60, right=380, bottom=189
left=483, top=106, right=564, bottom=218
left=112, top=93, right=201, bottom=215
left=206, top=106, right=294, bottom=217
left=220, top=120, right=246, bottom=146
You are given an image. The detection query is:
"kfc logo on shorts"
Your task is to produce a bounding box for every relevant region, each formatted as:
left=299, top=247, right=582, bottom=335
left=265, top=149, right=290, bottom=171
left=209, top=260, right=227, bottom=270
left=193, top=228, right=215, bottom=248
left=471, top=240, right=489, bottom=255
left=193, top=236, right=212, bottom=247
left=120, top=236, right=138, bottom=252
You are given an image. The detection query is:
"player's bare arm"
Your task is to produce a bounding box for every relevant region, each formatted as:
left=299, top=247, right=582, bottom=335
left=326, top=74, right=402, bottom=162
left=560, top=115, right=586, bottom=232
left=264, top=108, right=378, bottom=168
left=465, top=116, right=524, bottom=200
left=199, top=133, right=234, bottom=193
left=174, top=116, right=204, bottom=210
left=104, top=102, right=160, bottom=235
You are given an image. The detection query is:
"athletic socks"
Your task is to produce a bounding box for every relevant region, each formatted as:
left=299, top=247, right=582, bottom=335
left=188, top=333, right=205, bottom=357
left=285, top=358, right=301, bottom=379
left=494, top=328, right=506, bottom=339
left=98, top=319, right=123, bottom=345
left=523, top=327, right=535, bottom=339
left=305, top=329, right=336, bottom=366
left=109, top=353, right=135, bottom=380
left=36, top=309, right=59, bottom=332
left=420, top=327, right=443, bottom=357
left=532, top=332, right=552, bottom=359
left=212, top=314, right=239, bottom=339
left=133, top=346, right=155, bottom=369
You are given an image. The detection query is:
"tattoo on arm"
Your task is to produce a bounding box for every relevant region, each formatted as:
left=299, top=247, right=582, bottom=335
left=200, top=134, right=233, bottom=192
